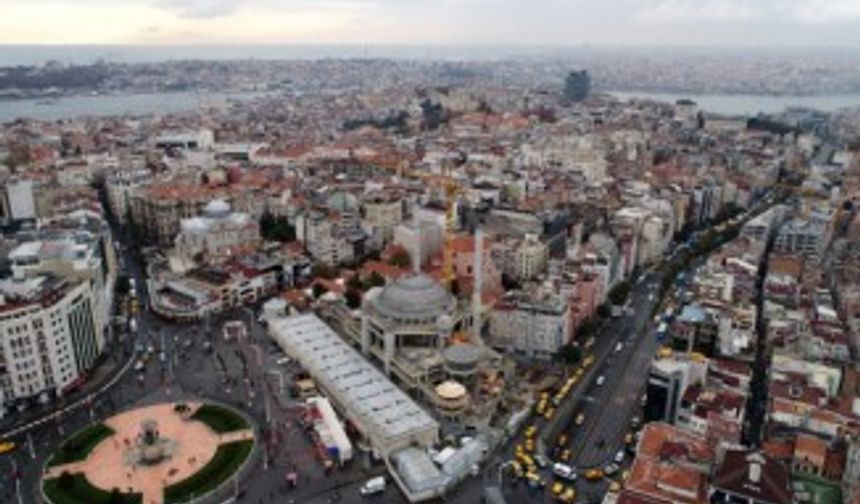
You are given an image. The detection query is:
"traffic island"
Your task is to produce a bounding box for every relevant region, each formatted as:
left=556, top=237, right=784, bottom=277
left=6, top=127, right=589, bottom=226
left=41, top=401, right=256, bottom=504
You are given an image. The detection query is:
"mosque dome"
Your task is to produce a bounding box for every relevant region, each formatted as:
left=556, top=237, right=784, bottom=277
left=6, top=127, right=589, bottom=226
left=372, top=274, right=454, bottom=322
left=203, top=199, right=231, bottom=218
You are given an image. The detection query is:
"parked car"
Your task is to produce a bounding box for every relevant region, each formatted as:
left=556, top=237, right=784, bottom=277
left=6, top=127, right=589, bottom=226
left=360, top=476, right=386, bottom=496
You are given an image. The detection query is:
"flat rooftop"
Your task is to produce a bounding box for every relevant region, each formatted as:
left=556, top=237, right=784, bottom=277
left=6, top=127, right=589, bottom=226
left=269, top=313, right=439, bottom=452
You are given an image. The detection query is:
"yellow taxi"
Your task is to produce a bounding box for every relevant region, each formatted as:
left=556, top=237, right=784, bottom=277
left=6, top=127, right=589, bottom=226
left=575, top=413, right=585, bottom=426
left=544, top=406, right=555, bottom=420
left=525, top=438, right=535, bottom=452
left=585, top=468, right=604, bottom=481
left=625, top=432, right=635, bottom=445
left=551, top=481, right=565, bottom=497
left=525, top=424, right=538, bottom=438
left=557, top=434, right=568, bottom=447
left=0, top=440, right=17, bottom=455
left=558, top=487, right=576, bottom=503
left=608, top=481, right=622, bottom=493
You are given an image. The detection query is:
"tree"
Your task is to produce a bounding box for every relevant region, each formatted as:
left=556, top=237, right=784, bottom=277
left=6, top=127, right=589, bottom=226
left=345, top=289, right=362, bottom=309
left=366, top=271, right=385, bottom=288
left=312, top=283, right=328, bottom=299
left=596, top=303, right=611, bottom=319
left=259, top=211, right=296, bottom=243
left=501, top=273, right=521, bottom=292
left=115, top=274, right=130, bottom=297
left=575, top=317, right=598, bottom=340
left=57, top=471, right=74, bottom=490
left=108, top=488, right=125, bottom=504
left=450, top=278, right=461, bottom=297
left=346, top=274, right=363, bottom=293
left=558, top=343, right=582, bottom=364
left=311, top=262, right=337, bottom=280
left=387, top=249, right=411, bottom=269
left=608, top=281, right=632, bottom=307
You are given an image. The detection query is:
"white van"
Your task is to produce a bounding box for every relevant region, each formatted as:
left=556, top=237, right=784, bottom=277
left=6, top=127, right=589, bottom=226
left=360, top=476, right=386, bottom=496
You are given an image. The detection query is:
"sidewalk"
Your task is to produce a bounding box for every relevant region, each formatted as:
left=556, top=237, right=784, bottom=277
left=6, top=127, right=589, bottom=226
left=0, top=341, right=134, bottom=438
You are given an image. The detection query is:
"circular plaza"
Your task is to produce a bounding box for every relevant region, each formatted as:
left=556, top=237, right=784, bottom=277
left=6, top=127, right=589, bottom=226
left=41, top=401, right=255, bottom=504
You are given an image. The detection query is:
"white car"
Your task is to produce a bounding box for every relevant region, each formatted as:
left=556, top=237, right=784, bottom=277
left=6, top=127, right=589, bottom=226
left=614, top=450, right=625, bottom=463
left=552, top=463, right=577, bottom=481
left=614, top=342, right=624, bottom=353
left=596, top=375, right=606, bottom=386
left=360, top=476, right=386, bottom=496
left=604, top=463, right=620, bottom=476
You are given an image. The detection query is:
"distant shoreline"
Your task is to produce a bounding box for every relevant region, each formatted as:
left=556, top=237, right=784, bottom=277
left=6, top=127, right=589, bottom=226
left=1, top=88, right=858, bottom=124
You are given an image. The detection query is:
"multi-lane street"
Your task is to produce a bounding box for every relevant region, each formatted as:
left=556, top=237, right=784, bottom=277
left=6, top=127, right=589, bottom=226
left=491, top=269, right=662, bottom=503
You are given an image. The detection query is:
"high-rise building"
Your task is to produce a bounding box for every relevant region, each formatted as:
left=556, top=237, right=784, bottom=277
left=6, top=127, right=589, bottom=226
left=1, top=178, right=36, bottom=224
left=564, top=70, right=591, bottom=103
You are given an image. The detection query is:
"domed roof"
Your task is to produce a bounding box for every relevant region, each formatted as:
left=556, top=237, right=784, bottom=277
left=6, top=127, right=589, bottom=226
left=203, top=199, right=231, bottom=218
left=442, top=344, right=483, bottom=367
left=435, top=381, right=467, bottom=400
left=325, top=191, right=359, bottom=213
left=372, top=274, right=454, bottom=320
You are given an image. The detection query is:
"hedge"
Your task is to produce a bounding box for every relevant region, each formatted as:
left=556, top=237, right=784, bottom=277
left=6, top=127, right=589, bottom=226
left=43, top=472, right=142, bottom=504
left=190, top=404, right=249, bottom=434
left=164, top=440, right=253, bottom=503
left=48, top=423, right=115, bottom=467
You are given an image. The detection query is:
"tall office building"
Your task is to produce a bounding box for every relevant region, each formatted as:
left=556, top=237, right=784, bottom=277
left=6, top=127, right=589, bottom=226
left=564, top=70, right=591, bottom=103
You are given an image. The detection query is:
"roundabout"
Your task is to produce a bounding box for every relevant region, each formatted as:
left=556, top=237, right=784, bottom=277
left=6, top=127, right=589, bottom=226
left=41, top=401, right=255, bottom=504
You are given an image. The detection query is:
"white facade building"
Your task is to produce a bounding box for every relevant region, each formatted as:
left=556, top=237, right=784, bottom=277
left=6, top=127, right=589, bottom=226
left=2, top=179, right=36, bottom=222
left=105, top=168, right=151, bottom=223
left=489, top=290, right=571, bottom=359
left=173, top=199, right=260, bottom=269
left=0, top=276, right=103, bottom=417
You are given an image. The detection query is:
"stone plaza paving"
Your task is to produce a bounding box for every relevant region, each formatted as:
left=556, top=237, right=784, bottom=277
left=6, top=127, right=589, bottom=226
left=43, top=402, right=254, bottom=504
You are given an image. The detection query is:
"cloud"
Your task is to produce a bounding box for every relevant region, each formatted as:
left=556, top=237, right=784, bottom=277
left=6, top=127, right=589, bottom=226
left=779, top=0, right=860, bottom=23
left=635, top=0, right=761, bottom=22
left=155, top=0, right=241, bottom=18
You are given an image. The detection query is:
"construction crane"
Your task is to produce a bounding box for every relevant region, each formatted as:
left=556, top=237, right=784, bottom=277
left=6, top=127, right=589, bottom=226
left=366, top=155, right=463, bottom=291
left=363, top=154, right=487, bottom=345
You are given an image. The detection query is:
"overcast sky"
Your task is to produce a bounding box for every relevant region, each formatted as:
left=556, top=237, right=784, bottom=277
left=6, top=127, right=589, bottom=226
left=1, top=0, right=859, bottom=46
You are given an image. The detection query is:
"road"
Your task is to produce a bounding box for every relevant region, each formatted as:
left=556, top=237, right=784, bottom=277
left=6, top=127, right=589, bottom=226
left=491, top=269, right=662, bottom=504
left=0, top=229, right=403, bottom=504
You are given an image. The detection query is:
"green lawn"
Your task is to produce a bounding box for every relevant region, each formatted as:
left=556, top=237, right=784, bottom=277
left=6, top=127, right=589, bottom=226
left=43, top=472, right=142, bottom=504
left=48, top=423, right=115, bottom=467
left=190, top=404, right=249, bottom=434
left=794, top=474, right=842, bottom=504
left=164, top=440, right=253, bottom=503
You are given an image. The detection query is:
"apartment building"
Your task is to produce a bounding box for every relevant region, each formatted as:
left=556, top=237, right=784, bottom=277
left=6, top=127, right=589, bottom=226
left=0, top=275, right=103, bottom=417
